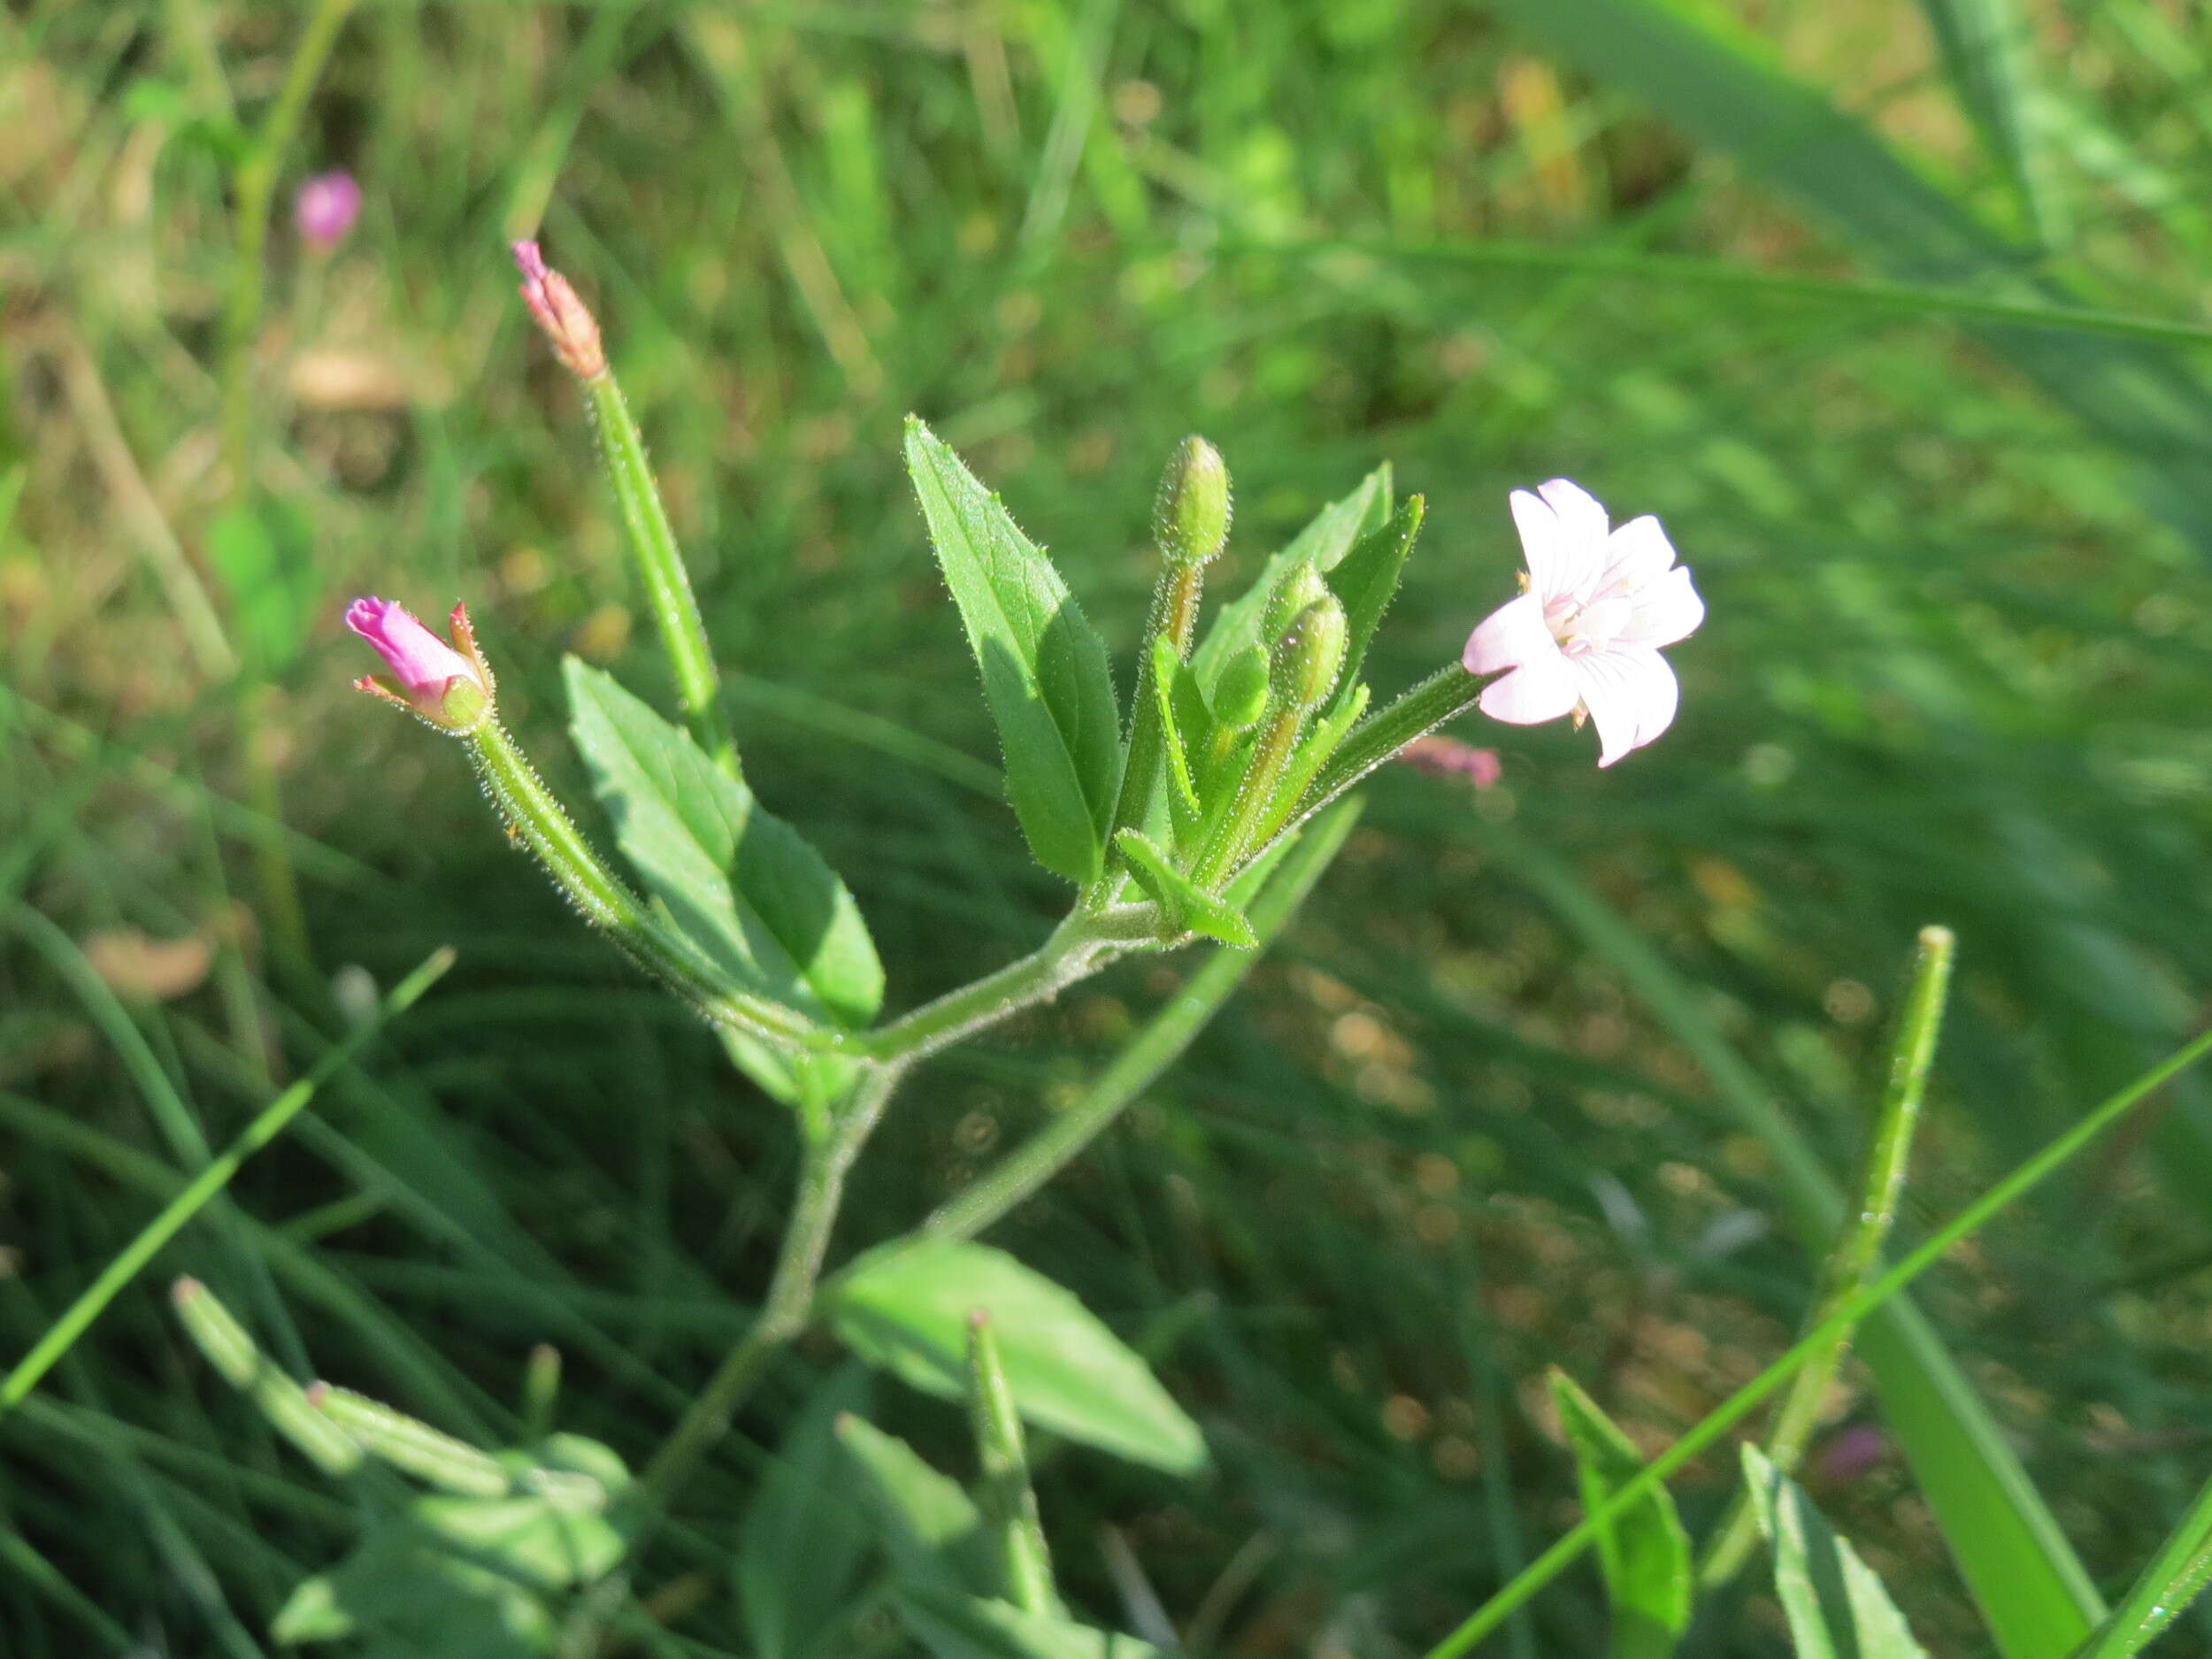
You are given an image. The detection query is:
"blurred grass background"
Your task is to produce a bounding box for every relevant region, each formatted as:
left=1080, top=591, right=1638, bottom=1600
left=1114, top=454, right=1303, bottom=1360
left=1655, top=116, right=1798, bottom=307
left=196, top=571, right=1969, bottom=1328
left=11, top=1, right=2212, bottom=1653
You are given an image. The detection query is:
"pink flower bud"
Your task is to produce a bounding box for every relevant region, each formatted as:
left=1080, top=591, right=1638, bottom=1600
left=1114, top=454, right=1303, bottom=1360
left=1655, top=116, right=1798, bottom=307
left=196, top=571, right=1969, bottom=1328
left=1399, top=734, right=1502, bottom=789
left=511, top=241, right=606, bottom=380
left=344, top=596, right=494, bottom=732
left=295, top=172, right=362, bottom=250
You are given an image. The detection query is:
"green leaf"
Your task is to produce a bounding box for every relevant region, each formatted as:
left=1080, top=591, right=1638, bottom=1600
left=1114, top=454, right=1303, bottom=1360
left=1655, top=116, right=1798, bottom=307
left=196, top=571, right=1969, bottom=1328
left=270, top=1525, right=557, bottom=1655
left=833, top=1413, right=996, bottom=1596
left=718, top=1029, right=864, bottom=1110
left=1548, top=1370, right=1691, bottom=1659
left=1320, top=496, right=1423, bottom=712
left=1743, top=1445, right=1930, bottom=1659
left=736, top=1365, right=876, bottom=1659
left=565, top=658, right=883, bottom=1026
left=1113, top=830, right=1255, bottom=948
left=894, top=1584, right=1161, bottom=1659
left=903, top=419, right=1122, bottom=886
left=825, top=1239, right=1207, bottom=1475
left=1190, top=465, right=1390, bottom=700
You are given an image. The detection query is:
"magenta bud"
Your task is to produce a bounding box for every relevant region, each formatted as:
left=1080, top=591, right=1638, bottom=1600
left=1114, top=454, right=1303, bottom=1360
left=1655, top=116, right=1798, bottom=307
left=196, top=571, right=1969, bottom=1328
left=511, top=241, right=606, bottom=380
left=344, top=596, right=495, bottom=733
left=295, top=171, right=362, bottom=250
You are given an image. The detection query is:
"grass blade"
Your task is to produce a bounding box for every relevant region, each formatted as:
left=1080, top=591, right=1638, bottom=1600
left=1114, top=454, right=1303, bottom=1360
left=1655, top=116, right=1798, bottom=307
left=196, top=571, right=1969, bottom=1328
left=1487, top=829, right=2103, bottom=1654
left=1484, top=0, right=2212, bottom=554
left=1418, top=1019, right=2212, bottom=1658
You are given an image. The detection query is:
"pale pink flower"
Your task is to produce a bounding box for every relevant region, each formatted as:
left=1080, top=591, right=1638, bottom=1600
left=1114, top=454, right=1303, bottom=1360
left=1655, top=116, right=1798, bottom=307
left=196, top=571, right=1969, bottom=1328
left=1463, top=480, right=1703, bottom=767
left=294, top=172, right=361, bottom=250
left=345, top=597, right=494, bottom=730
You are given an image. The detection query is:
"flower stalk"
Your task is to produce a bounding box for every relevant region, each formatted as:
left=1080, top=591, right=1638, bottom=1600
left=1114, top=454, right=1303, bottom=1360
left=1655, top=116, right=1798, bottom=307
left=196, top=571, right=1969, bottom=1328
left=513, top=242, right=739, bottom=780
left=463, top=719, right=823, bottom=1051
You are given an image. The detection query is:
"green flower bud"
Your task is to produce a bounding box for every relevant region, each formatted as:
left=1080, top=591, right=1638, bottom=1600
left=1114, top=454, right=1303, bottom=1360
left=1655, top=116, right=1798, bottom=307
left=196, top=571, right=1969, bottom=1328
left=1152, top=435, right=1232, bottom=567
left=1269, top=595, right=1348, bottom=712
left=1212, top=642, right=1271, bottom=730
left=1262, top=561, right=1330, bottom=641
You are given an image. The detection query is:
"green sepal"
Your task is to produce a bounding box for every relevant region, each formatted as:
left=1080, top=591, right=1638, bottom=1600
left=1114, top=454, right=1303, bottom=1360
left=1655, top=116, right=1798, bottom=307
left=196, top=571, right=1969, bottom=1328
left=1548, top=1369, right=1693, bottom=1658
left=1113, top=830, right=1256, bottom=949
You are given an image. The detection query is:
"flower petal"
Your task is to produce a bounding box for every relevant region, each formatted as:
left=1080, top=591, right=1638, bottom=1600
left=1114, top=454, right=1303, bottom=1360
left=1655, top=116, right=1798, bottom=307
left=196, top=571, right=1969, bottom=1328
left=1463, top=591, right=1555, bottom=675
left=1534, top=479, right=1611, bottom=594
left=344, top=596, right=478, bottom=700
left=1600, top=514, right=1677, bottom=591
left=1478, top=653, right=1581, bottom=726
left=1617, top=565, right=1705, bottom=649
left=1510, top=482, right=1606, bottom=601
left=1571, top=647, right=1678, bottom=766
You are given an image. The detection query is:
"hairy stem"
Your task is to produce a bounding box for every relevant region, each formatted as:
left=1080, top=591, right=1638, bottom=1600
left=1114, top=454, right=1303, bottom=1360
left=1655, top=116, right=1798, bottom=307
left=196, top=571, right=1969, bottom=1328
left=923, top=799, right=1362, bottom=1244
left=1282, top=664, right=1484, bottom=839
left=584, top=371, right=739, bottom=779
left=859, top=903, right=1163, bottom=1064
left=1699, top=924, right=1953, bottom=1587
left=639, top=1060, right=907, bottom=1504
left=465, top=721, right=826, bottom=1051
left=1105, top=562, right=1207, bottom=878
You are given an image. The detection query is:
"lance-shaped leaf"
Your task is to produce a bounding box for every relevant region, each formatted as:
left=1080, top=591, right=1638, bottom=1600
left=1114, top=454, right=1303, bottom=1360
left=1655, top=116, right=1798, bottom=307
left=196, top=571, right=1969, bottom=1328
left=566, top=659, right=883, bottom=1026
left=834, top=1413, right=997, bottom=1596
left=1548, top=1369, right=1692, bottom=1659
left=904, top=419, right=1122, bottom=887
left=826, top=1239, right=1206, bottom=1475
left=1743, top=1445, right=1929, bottom=1659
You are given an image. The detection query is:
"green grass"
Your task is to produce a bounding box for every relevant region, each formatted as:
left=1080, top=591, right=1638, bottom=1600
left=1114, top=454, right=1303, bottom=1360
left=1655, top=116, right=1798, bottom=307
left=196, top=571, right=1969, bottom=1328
left=12, top=1, right=2212, bottom=1653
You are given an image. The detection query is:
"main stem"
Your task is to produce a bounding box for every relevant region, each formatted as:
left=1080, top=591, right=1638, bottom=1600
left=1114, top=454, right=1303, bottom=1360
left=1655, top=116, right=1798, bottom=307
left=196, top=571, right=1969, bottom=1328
left=860, top=903, right=1161, bottom=1064
left=639, top=1059, right=908, bottom=1505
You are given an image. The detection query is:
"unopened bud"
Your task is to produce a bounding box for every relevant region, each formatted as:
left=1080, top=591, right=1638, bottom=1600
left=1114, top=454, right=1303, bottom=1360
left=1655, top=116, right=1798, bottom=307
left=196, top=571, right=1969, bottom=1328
left=511, top=241, right=605, bottom=380
left=1263, top=562, right=1329, bottom=641
left=1153, top=436, right=1232, bottom=567
left=1212, top=643, right=1271, bottom=730
left=345, top=597, right=497, bottom=734
left=1269, top=595, right=1348, bottom=711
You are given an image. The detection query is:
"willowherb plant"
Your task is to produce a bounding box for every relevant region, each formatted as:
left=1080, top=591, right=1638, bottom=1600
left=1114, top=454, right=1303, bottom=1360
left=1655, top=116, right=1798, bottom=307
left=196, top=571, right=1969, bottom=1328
left=180, top=242, right=1730, bottom=1657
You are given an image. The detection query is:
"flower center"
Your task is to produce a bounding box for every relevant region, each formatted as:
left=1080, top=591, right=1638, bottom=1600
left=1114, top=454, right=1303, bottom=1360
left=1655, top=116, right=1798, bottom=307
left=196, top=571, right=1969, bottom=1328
left=1544, top=592, right=1631, bottom=657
